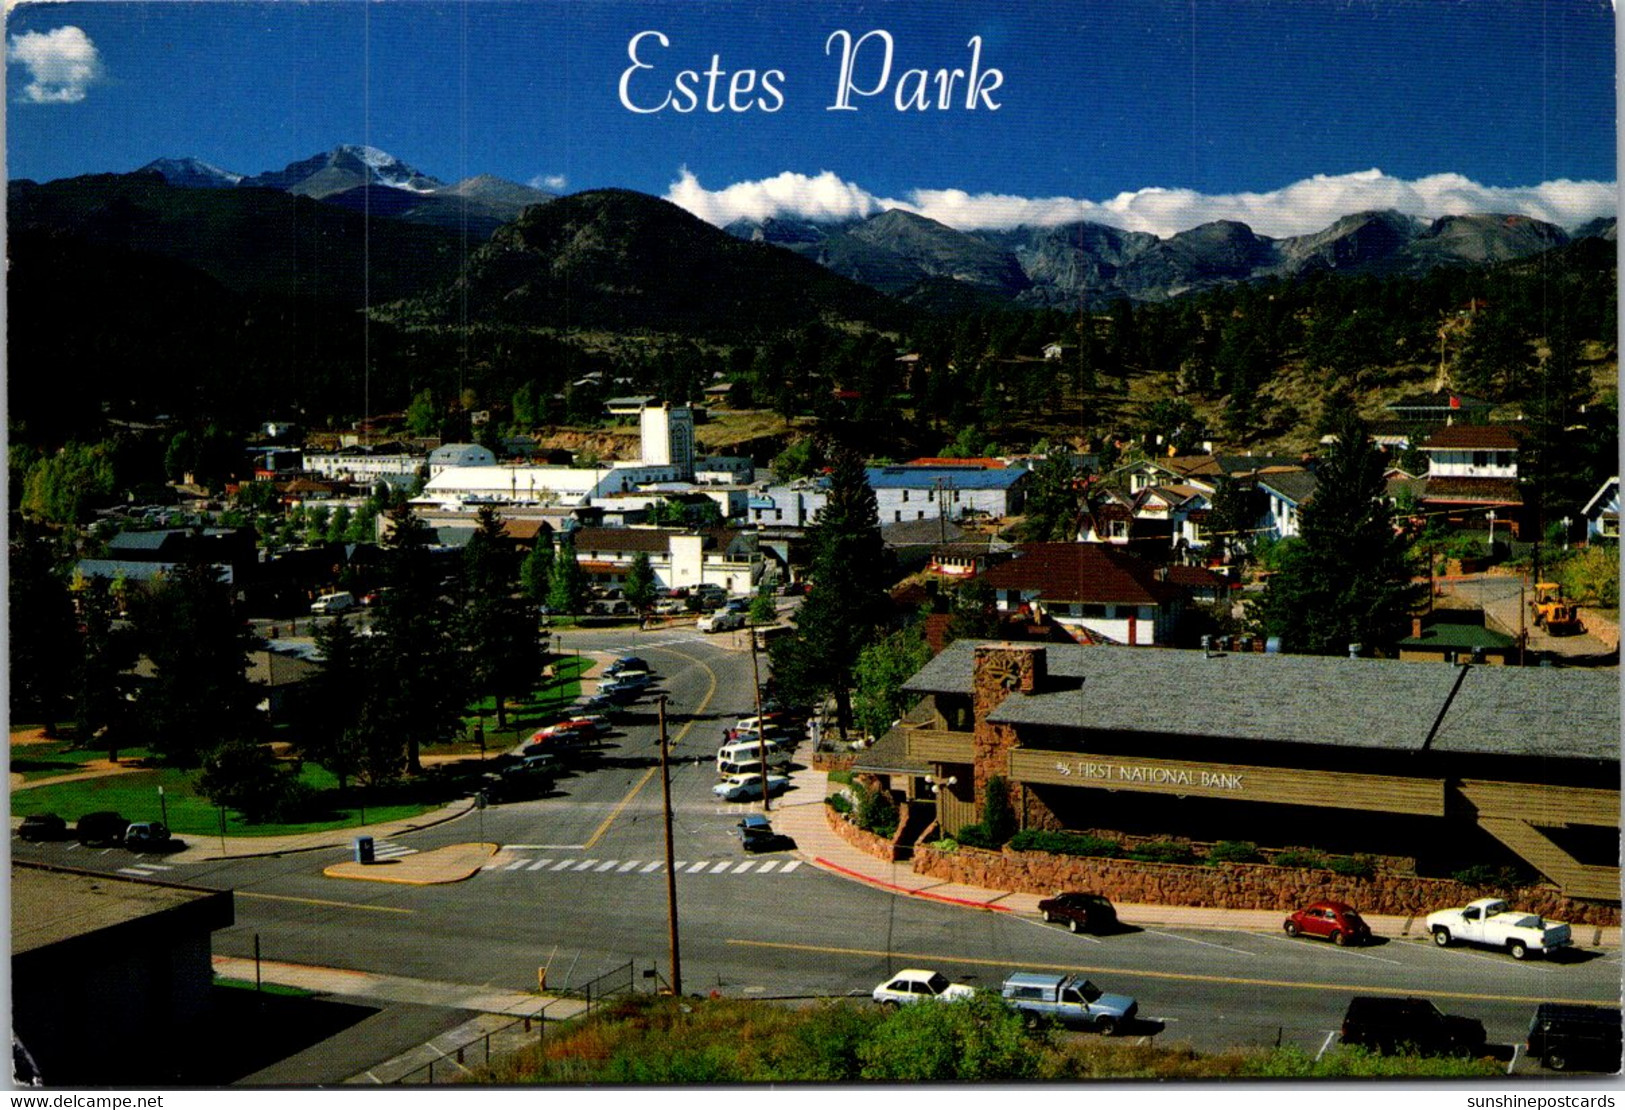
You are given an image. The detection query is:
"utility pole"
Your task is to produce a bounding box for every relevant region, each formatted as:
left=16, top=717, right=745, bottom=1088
left=749, top=619, right=769, bottom=813
left=657, top=695, right=682, bottom=996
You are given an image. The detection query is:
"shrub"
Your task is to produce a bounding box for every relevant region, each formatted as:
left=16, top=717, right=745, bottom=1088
left=1328, top=855, right=1374, bottom=879
left=854, top=782, right=898, bottom=838
left=1271, top=847, right=1328, bottom=869
left=1451, top=863, right=1525, bottom=889
left=857, top=993, right=1042, bottom=1081
left=826, top=792, right=853, bottom=815
left=1008, top=829, right=1123, bottom=858
left=1207, top=840, right=1263, bottom=864
left=954, top=823, right=1001, bottom=850
left=1129, top=839, right=1195, bottom=864
left=982, top=775, right=1016, bottom=844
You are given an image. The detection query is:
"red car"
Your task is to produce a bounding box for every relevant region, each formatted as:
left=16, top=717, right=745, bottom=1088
left=1284, top=900, right=1372, bottom=946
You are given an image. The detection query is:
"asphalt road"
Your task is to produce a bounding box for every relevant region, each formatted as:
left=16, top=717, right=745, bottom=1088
left=16, top=624, right=1621, bottom=1075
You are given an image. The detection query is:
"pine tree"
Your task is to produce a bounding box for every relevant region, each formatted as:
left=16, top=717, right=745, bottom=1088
left=769, top=444, right=890, bottom=736
left=459, top=506, right=539, bottom=730
left=623, top=551, right=657, bottom=622
left=520, top=529, right=555, bottom=603
left=547, top=534, right=585, bottom=614
left=1255, top=411, right=1423, bottom=654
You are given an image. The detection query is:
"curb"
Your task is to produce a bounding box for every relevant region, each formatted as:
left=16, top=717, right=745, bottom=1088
left=192, top=798, right=478, bottom=862
left=812, top=857, right=1014, bottom=912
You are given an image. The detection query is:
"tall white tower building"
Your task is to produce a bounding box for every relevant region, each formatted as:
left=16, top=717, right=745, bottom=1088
left=640, top=402, right=695, bottom=481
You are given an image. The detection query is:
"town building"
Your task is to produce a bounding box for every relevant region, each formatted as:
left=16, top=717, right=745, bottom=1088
left=1582, top=476, right=1619, bottom=542
left=1416, top=424, right=1525, bottom=534
left=567, top=526, right=761, bottom=594
left=893, top=640, right=1618, bottom=904
left=866, top=464, right=1028, bottom=525
left=975, top=542, right=1187, bottom=646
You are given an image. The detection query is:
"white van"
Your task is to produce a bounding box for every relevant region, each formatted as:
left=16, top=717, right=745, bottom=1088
left=311, top=591, right=357, bottom=615
left=717, top=739, right=790, bottom=773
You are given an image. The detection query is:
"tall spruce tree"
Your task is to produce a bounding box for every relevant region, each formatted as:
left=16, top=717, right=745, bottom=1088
left=769, top=443, right=889, bottom=736
left=459, top=506, right=539, bottom=730
left=1255, top=411, right=1422, bottom=654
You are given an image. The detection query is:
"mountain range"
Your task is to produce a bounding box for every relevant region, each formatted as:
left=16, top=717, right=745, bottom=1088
left=726, top=206, right=1615, bottom=309
left=26, top=143, right=1621, bottom=311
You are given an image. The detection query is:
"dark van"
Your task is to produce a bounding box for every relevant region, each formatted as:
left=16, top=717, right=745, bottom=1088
left=1527, top=1003, right=1622, bottom=1072
left=1340, top=996, right=1486, bottom=1057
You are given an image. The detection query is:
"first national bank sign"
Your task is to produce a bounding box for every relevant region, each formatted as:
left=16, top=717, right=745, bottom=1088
left=1057, top=761, right=1243, bottom=791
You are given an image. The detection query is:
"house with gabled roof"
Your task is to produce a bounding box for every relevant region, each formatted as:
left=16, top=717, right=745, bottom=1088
left=566, top=526, right=761, bottom=594
left=1416, top=424, right=1524, bottom=534
left=1254, top=469, right=1319, bottom=541
left=1582, top=476, right=1619, bottom=542
left=975, top=542, right=1185, bottom=646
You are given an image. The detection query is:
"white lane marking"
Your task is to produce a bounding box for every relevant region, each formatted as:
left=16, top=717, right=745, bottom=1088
left=550, top=859, right=576, bottom=871
left=1142, top=928, right=1257, bottom=957
left=731, top=861, right=755, bottom=873
left=1507, top=1042, right=1523, bottom=1076
left=640, top=861, right=664, bottom=873
left=779, top=860, right=801, bottom=873
left=118, top=867, right=155, bottom=877
left=617, top=860, right=641, bottom=872
left=755, top=860, right=778, bottom=873
left=1255, top=930, right=1402, bottom=965
left=139, top=863, right=174, bottom=870
left=686, top=861, right=709, bottom=873
left=1008, top=914, right=1100, bottom=943
left=526, top=859, right=555, bottom=871
left=1315, top=1030, right=1337, bottom=1061
left=504, top=844, right=586, bottom=851
left=594, top=860, right=619, bottom=872
left=504, top=860, right=530, bottom=871
left=708, top=860, right=733, bottom=873
left=571, top=859, right=601, bottom=871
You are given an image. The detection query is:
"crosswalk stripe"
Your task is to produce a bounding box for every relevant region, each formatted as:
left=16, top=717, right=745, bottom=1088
left=572, top=860, right=601, bottom=871
left=595, top=860, right=619, bottom=872
left=617, top=860, right=641, bottom=872
left=526, top=859, right=555, bottom=871
left=685, top=861, right=709, bottom=873
left=482, top=856, right=806, bottom=878
left=708, top=861, right=733, bottom=873
left=504, top=859, right=530, bottom=871
left=780, top=860, right=801, bottom=872
left=550, top=859, right=576, bottom=871
left=640, top=861, right=663, bottom=872
left=731, top=861, right=755, bottom=873
left=756, top=860, right=778, bottom=873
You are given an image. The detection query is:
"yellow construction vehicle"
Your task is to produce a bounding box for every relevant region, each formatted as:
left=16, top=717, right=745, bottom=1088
left=1531, top=582, right=1583, bottom=634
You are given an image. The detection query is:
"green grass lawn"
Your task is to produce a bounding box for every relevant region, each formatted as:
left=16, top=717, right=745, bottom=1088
left=10, top=739, right=156, bottom=780
left=10, top=759, right=435, bottom=839
left=462, top=654, right=594, bottom=747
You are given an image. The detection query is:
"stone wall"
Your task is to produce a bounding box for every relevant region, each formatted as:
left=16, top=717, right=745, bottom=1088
left=910, top=843, right=1619, bottom=926
left=825, top=802, right=907, bottom=862
left=1581, top=605, right=1619, bottom=651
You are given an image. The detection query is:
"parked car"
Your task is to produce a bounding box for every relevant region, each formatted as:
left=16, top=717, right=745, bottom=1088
left=604, top=655, right=649, bottom=677
left=723, top=598, right=750, bottom=614
left=1339, top=996, right=1487, bottom=1057
left=596, top=677, right=646, bottom=700
left=697, top=611, right=745, bottom=633
left=1526, top=1003, right=1623, bottom=1072
left=310, top=591, right=356, bottom=615
left=76, top=811, right=130, bottom=846
left=1000, top=972, right=1137, bottom=1035
left=17, top=813, right=67, bottom=842
left=124, top=821, right=182, bottom=852
left=712, top=772, right=790, bottom=802
left=717, top=739, right=791, bottom=772
left=872, top=968, right=975, bottom=1007
left=1283, top=900, right=1373, bottom=947
left=1426, top=898, right=1571, bottom=960
left=1037, top=892, right=1118, bottom=934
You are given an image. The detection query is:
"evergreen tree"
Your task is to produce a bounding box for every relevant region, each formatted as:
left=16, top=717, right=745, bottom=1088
left=547, top=534, right=585, bottom=614
left=459, top=507, right=539, bottom=730
left=127, top=559, right=263, bottom=766
left=520, top=529, right=556, bottom=603
left=1255, top=412, right=1422, bottom=654
left=306, top=612, right=367, bottom=792
left=70, top=576, right=138, bottom=760
left=1017, top=454, right=1082, bottom=542
left=769, top=444, right=889, bottom=737
left=623, top=551, right=657, bottom=622
left=9, top=528, right=77, bottom=735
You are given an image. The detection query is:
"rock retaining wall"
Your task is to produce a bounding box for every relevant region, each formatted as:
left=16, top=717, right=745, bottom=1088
left=825, top=803, right=906, bottom=862
left=910, top=844, right=1619, bottom=926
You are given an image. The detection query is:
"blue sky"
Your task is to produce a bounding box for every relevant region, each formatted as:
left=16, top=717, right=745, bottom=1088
left=5, top=0, right=1617, bottom=236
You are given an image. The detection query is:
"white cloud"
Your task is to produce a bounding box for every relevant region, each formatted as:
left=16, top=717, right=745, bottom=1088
left=665, top=167, right=1617, bottom=238
left=7, top=25, right=103, bottom=104
left=530, top=173, right=568, bottom=192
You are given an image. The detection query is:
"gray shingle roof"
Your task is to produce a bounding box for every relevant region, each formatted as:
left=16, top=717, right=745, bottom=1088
left=907, top=641, right=1616, bottom=762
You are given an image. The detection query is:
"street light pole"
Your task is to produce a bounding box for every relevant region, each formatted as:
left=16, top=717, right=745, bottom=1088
left=657, top=695, right=682, bottom=996
left=749, top=616, right=769, bottom=814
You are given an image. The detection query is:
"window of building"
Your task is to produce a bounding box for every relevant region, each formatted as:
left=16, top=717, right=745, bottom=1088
left=1473, top=451, right=1489, bottom=468
left=894, top=511, right=902, bottom=522
left=902, top=489, right=909, bottom=502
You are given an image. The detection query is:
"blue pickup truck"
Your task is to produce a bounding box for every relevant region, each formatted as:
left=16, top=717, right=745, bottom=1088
left=1000, top=972, right=1137, bottom=1035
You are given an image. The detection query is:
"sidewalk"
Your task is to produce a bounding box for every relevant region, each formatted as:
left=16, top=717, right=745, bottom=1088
left=161, top=798, right=479, bottom=865
left=774, top=757, right=1622, bottom=949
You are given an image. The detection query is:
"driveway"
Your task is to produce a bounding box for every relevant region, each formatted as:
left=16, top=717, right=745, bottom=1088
left=1436, top=572, right=1616, bottom=662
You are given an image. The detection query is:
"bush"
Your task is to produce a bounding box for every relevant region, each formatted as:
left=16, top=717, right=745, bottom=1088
left=1271, top=847, right=1328, bottom=869
left=1207, top=840, right=1263, bottom=864
left=1451, top=863, right=1526, bottom=889
left=1129, top=839, right=1195, bottom=864
left=857, top=993, right=1041, bottom=1081
left=1008, top=829, right=1123, bottom=858
left=826, top=793, right=853, bottom=816
left=982, top=775, right=1016, bottom=844
left=853, top=782, right=898, bottom=838
left=954, top=823, right=1002, bottom=850
left=1328, top=855, right=1374, bottom=879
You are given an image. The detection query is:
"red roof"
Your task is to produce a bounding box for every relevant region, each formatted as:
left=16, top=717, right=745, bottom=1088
left=1421, top=425, right=1521, bottom=451
left=978, top=542, right=1175, bottom=605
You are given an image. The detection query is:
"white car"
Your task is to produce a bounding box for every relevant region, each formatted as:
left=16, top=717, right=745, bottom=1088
left=1425, top=898, right=1572, bottom=960
left=711, top=772, right=789, bottom=802
left=872, top=969, right=976, bottom=1007
left=697, top=611, right=745, bottom=633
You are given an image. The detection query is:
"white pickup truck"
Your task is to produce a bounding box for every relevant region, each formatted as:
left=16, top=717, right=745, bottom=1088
left=1425, top=898, right=1572, bottom=960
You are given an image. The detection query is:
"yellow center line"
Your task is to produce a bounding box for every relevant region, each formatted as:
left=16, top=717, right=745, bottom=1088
left=725, top=938, right=1617, bottom=1007
left=238, top=890, right=415, bottom=915
left=581, top=644, right=718, bottom=850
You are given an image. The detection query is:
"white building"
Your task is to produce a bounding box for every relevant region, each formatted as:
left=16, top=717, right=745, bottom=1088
left=304, top=447, right=425, bottom=490
left=569, top=526, right=761, bottom=594
left=418, top=462, right=680, bottom=509
left=427, top=443, right=497, bottom=477
left=640, top=403, right=695, bottom=481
